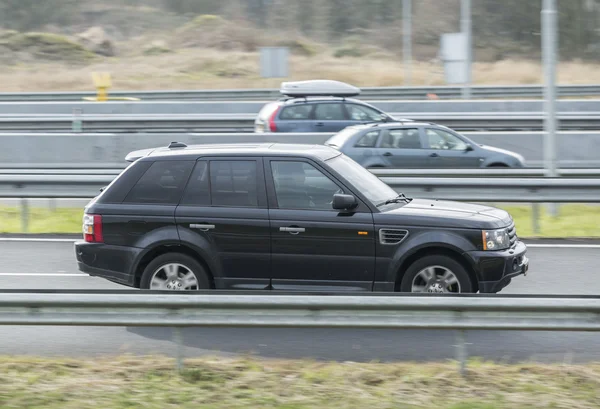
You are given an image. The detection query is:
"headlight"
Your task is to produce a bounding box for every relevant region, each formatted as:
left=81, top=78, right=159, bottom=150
left=482, top=228, right=510, bottom=250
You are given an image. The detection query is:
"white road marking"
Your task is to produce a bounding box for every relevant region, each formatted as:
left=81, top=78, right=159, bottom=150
left=0, top=238, right=76, bottom=242
left=526, top=244, right=600, bottom=249
left=0, top=273, right=86, bottom=277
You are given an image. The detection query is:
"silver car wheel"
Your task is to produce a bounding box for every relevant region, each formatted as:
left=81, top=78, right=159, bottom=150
left=411, top=265, right=461, bottom=293
left=149, top=263, right=199, bottom=291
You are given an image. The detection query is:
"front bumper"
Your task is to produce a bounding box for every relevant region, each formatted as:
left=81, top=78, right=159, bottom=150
left=74, top=241, right=141, bottom=287
left=465, top=240, right=529, bottom=293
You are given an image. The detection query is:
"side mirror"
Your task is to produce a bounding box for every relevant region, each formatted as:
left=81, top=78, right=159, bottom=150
left=332, top=193, right=358, bottom=210
left=465, top=144, right=474, bottom=152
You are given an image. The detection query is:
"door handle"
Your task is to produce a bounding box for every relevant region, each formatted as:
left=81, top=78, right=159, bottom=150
left=430, top=153, right=439, bottom=157
left=280, top=227, right=305, bottom=234
left=190, top=224, right=215, bottom=231
left=383, top=152, right=392, bottom=157
left=315, top=122, right=325, bottom=127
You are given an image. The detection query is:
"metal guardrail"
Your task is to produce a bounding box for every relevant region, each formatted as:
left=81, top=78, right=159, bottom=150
left=1, top=175, right=599, bottom=202
left=3, top=84, right=600, bottom=101
left=4, top=112, right=600, bottom=132
left=2, top=291, right=600, bottom=373
left=2, top=175, right=599, bottom=234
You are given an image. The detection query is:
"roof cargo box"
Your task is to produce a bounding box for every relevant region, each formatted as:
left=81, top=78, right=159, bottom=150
left=280, top=80, right=361, bottom=97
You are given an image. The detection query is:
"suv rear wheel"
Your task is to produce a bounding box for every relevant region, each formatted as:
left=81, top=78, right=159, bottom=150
left=399, top=255, right=474, bottom=293
left=140, top=253, right=210, bottom=291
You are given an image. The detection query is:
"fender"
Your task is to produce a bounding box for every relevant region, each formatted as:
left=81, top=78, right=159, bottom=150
left=384, top=230, right=479, bottom=283
left=128, top=225, right=182, bottom=275
left=176, top=227, right=223, bottom=279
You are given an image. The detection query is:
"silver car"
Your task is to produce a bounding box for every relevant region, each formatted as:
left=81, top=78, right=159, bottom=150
left=324, top=121, right=525, bottom=169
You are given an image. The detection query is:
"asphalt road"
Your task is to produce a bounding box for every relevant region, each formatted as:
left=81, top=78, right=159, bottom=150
left=1, top=240, right=599, bottom=363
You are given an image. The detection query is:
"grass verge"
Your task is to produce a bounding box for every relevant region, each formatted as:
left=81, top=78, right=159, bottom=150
left=1, top=355, right=599, bottom=409
left=0, top=204, right=598, bottom=238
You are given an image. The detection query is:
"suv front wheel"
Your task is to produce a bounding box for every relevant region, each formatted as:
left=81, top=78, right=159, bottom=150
left=399, top=255, right=474, bottom=293
left=140, top=253, right=211, bottom=291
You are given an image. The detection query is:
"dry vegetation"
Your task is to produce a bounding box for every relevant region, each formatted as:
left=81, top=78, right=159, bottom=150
left=1, top=4, right=600, bottom=93
left=1, top=354, right=600, bottom=409
left=4, top=49, right=600, bottom=93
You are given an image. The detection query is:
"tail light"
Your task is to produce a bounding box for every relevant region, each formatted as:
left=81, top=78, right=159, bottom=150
left=268, top=106, right=280, bottom=132
left=83, top=214, right=103, bottom=243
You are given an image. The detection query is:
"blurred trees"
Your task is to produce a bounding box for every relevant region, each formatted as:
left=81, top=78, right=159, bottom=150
left=1, top=0, right=599, bottom=60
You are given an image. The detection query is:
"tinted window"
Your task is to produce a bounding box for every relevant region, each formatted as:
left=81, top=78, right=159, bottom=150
left=354, top=131, right=380, bottom=147
left=180, top=161, right=210, bottom=206
left=124, top=160, right=194, bottom=205
left=346, top=104, right=384, bottom=121
left=315, top=103, right=346, bottom=120
left=271, top=161, right=342, bottom=210
left=380, top=128, right=421, bottom=149
left=388, top=129, right=422, bottom=149
left=280, top=105, right=312, bottom=120
left=427, top=128, right=468, bottom=151
left=210, top=161, right=258, bottom=207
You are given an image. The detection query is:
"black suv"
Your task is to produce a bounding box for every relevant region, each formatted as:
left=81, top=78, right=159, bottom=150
left=75, top=142, right=529, bottom=294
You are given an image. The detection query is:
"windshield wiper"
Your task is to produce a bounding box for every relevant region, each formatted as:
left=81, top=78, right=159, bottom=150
left=377, top=193, right=412, bottom=207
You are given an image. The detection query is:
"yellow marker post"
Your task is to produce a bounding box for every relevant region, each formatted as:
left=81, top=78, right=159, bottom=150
left=91, top=72, right=112, bottom=102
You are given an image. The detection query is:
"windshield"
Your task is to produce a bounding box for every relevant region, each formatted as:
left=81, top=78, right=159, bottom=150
left=324, top=127, right=362, bottom=148
left=326, top=154, right=399, bottom=206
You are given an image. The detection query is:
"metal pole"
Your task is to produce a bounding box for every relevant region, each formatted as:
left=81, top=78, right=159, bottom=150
left=20, top=198, right=29, bottom=233
left=173, top=327, right=184, bottom=372
left=542, top=0, right=559, bottom=217
left=460, top=0, right=472, bottom=99
left=403, top=0, right=412, bottom=85
left=455, top=330, right=468, bottom=376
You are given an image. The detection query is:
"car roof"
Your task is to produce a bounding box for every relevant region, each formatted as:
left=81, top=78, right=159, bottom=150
left=127, top=143, right=341, bottom=162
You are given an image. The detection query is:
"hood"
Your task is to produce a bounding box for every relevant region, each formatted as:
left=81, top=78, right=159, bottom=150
left=375, top=198, right=512, bottom=229
left=479, top=145, right=524, bottom=161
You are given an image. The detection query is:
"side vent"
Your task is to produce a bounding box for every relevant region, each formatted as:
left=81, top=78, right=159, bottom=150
left=379, top=229, right=408, bottom=245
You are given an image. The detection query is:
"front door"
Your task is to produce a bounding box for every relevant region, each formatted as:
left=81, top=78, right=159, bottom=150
left=374, top=128, right=426, bottom=168
left=264, top=158, right=376, bottom=291
left=175, top=158, right=271, bottom=290
left=423, top=127, right=482, bottom=168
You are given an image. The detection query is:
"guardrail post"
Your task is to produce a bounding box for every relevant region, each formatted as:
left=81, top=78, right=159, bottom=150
left=173, top=327, right=184, bottom=372
left=20, top=198, right=29, bottom=233
left=72, top=108, right=82, bottom=133
left=455, top=330, right=468, bottom=376
left=532, top=203, right=540, bottom=235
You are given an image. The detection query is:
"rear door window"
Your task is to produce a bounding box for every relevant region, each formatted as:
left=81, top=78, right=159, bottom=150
left=279, top=105, right=313, bottom=120
left=209, top=160, right=259, bottom=207
left=123, top=160, right=194, bottom=205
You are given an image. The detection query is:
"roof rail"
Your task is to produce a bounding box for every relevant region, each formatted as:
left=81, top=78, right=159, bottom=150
left=280, top=80, right=361, bottom=98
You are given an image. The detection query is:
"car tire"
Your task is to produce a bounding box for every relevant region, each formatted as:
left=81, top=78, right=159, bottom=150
left=140, top=253, right=211, bottom=291
left=399, top=255, right=475, bottom=293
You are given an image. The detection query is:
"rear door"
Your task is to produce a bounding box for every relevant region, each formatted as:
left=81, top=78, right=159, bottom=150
left=313, top=102, right=350, bottom=132
left=374, top=127, right=426, bottom=168
left=423, top=127, right=482, bottom=168
left=275, top=104, right=314, bottom=132
left=175, top=157, right=271, bottom=290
